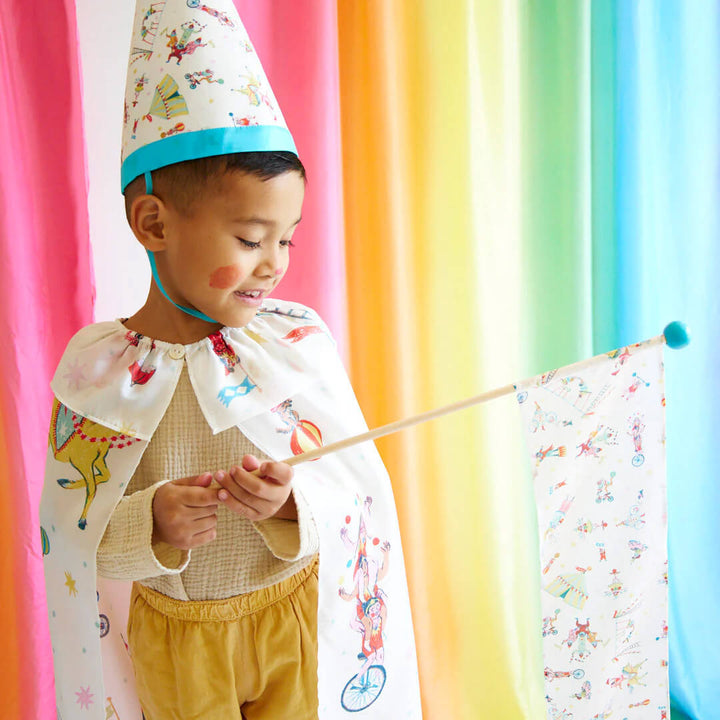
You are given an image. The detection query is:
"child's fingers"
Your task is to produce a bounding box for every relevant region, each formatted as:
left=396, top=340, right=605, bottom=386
left=172, top=472, right=213, bottom=487
left=257, top=460, right=293, bottom=486
left=226, top=465, right=290, bottom=498
left=215, top=470, right=281, bottom=518
left=189, top=524, right=217, bottom=548
left=193, top=512, right=217, bottom=532
left=180, top=486, right=221, bottom=508
left=185, top=504, right=218, bottom=519
left=220, top=467, right=267, bottom=498
left=239, top=456, right=293, bottom=486
left=216, top=487, right=269, bottom=521
left=241, top=454, right=261, bottom=473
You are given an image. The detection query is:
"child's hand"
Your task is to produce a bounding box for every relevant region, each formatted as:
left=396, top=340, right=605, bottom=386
left=152, top=472, right=219, bottom=550
left=214, top=455, right=296, bottom=521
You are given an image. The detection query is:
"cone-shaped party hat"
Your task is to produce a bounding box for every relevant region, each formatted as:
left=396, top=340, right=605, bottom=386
left=120, top=0, right=296, bottom=191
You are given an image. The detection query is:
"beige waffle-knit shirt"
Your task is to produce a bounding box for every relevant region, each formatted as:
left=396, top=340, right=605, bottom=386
left=97, top=366, right=318, bottom=600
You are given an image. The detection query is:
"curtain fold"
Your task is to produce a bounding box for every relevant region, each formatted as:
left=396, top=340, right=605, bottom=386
left=0, top=3, right=94, bottom=718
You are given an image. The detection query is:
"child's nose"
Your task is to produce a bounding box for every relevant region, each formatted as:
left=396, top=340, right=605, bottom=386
left=258, top=247, right=284, bottom=277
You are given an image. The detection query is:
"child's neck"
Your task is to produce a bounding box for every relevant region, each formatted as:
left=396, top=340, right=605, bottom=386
left=124, top=285, right=224, bottom=345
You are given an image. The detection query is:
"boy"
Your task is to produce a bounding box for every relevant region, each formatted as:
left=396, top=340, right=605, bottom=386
left=41, top=2, right=421, bottom=719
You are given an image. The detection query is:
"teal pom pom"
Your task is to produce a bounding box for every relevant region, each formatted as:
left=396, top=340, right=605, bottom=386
left=663, top=321, right=690, bottom=349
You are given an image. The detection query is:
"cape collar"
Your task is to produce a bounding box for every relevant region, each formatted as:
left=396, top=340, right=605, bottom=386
left=52, top=300, right=332, bottom=441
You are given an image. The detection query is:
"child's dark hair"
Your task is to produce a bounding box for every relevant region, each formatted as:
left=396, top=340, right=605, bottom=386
left=124, top=151, right=305, bottom=219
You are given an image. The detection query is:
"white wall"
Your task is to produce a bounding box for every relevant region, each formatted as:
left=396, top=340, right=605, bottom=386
left=75, top=0, right=150, bottom=322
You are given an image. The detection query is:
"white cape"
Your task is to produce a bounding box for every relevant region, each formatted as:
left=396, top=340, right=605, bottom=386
left=41, top=299, right=421, bottom=719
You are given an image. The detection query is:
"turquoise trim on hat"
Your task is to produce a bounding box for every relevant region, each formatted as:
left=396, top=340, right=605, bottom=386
left=121, top=125, right=297, bottom=191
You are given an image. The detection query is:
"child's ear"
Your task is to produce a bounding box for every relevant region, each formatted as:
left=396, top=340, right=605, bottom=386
left=130, top=194, right=168, bottom=251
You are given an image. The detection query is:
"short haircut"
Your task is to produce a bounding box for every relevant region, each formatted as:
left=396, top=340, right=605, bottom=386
left=124, top=151, right=306, bottom=219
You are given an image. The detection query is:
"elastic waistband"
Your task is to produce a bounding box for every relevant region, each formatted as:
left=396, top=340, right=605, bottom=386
left=133, top=555, right=318, bottom=622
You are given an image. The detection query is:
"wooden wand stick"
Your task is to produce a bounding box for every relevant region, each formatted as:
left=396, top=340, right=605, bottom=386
left=270, top=322, right=689, bottom=471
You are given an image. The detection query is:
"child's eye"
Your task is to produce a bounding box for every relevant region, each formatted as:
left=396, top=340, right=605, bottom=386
left=280, top=239, right=295, bottom=248
left=238, top=238, right=261, bottom=249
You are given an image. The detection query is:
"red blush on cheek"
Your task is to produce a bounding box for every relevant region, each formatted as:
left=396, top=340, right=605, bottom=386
left=209, top=265, right=242, bottom=289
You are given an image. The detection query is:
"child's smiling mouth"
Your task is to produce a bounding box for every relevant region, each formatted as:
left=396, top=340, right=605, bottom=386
left=234, top=289, right=266, bottom=305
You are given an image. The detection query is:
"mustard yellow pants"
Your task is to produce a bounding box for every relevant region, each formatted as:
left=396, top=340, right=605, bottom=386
left=127, top=558, right=319, bottom=720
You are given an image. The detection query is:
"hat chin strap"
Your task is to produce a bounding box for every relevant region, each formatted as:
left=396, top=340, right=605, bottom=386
left=144, top=170, right=219, bottom=325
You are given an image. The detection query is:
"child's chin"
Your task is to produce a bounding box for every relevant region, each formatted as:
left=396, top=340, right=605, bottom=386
left=220, top=306, right=258, bottom=328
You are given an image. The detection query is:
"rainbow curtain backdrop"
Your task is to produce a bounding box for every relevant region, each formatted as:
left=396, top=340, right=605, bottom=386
left=1, top=2, right=717, bottom=718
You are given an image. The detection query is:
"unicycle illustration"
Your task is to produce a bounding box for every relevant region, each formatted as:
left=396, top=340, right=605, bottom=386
left=341, top=664, right=387, bottom=712
left=339, top=594, right=388, bottom=712
left=628, top=413, right=645, bottom=467
left=338, top=497, right=392, bottom=712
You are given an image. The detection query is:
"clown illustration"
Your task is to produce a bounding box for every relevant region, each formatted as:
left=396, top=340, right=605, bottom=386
left=622, top=372, right=650, bottom=401
left=628, top=539, right=648, bottom=562
left=564, top=618, right=602, bottom=661
left=536, top=444, right=567, bottom=465
left=577, top=425, right=619, bottom=458
left=542, top=609, right=560, bottom=637
left=272, top=399, right=324, bottom=457
left=573, top=680, right=592, bottom=700
left=558, top=375, right=591, bottom=401
left=595, top=471, right=616, bottom=503
left=186, top=0, right=235, bottom=27
left=606, top=568, right=625, bottom=598
left=208, top=331, right=240, bottom=374
left=545, top=496, right=574, bottom=538
left=575, top=518, right=608, bottom=536
left=618, top=504, right=646, bottom=530
left=239, top=72, right=275, bottom=115
left=622, top=660, right=648, bottom=692
left=338, top=496, right=390, bottom=711
left=165, top=20, right=206, bottom=64
left=530, top=401, right=558, bottom=433
left=128, top=355, right=157, bottom=386
left=608, top=346, right=632, bottom=375
left=627, top=413, right=646, bottom=466
left=139, top=2, right=165, bottom=45
left=184, top=68, right=223, bottom=89
left=132, top=73, right=149, bottom=106
left=210, top=331, right=260, bottom=405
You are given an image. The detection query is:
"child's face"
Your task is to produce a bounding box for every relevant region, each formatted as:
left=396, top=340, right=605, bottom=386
left=158, top=169, right=305, bottom=328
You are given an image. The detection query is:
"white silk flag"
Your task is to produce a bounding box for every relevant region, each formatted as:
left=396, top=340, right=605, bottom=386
left=516, top=339, right=669, bottom=720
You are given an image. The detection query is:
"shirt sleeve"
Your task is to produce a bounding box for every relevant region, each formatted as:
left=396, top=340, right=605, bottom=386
left=253, top=484, right=318, bottom=561
left=96, top=481, right=190, bottom=581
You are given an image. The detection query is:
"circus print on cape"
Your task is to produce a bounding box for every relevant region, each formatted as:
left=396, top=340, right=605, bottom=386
left=272, top=399, right=324, bottom=457
left=337, top=495, right=390, bottom=712
left=49, top=399, right=140, bottom=530
left=128, top=355, right=157, bottom=386
left=516, top=338, right=669, bottom=718
left=209, top=330, right=241, bottom=374
left=282, top=325, right=324, bottom=344
left=209, top=331, right=261, bottom=406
